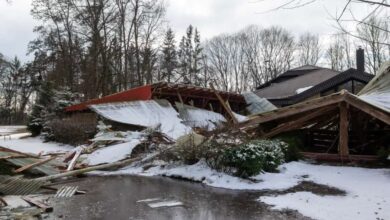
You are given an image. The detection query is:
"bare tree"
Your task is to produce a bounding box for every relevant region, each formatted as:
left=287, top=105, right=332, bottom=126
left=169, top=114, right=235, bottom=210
left=357, top=16, right=389, bottom=74
left=325, top=33, right=355, bottom=71
left=205, top=25, right=295, bottom=92
left=296, top=32, right=321, bottom=66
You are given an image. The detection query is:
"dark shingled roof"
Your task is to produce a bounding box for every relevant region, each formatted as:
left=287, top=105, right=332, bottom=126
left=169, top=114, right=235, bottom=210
left=267, top=68, right=374, bottom=106
left=255, top=66, right=340, bottom=99
left=256, top=65, right=327, bottom=89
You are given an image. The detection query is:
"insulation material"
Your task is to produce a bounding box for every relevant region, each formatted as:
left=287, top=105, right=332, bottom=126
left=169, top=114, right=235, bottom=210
left=176, top=103, right=226, bottom=130
left=358, top=62, right=390, bottom=113
left=243, top=92, right=277, bottom=115
left=90, top=100, right=191, bottom=139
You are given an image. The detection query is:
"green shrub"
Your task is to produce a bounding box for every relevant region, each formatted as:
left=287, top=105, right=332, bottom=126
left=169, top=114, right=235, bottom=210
left=220, top=139, right=287, bottom=177
left=275, top=134, right=303, bottom=162
left=377, top=146, right=390, bottom=161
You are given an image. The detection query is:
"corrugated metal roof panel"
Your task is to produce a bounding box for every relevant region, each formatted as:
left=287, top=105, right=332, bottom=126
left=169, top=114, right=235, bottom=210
left=0, top=151, right=60, bottom=176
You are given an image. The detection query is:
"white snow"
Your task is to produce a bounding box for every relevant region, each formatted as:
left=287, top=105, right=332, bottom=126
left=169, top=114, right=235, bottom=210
left=101, top=160, right=390, bottom=220
left=296, top=86, right=313, bottom=94
left=0, top=133, right=73, bottom=155
left=233, top=112, right=248, bottom=122
left=258, top=162, right=390, bottom=220
left=85, top=139, right=141, bottom=165
left=137, top=198, right=161, bottom=203
left=0, top=125, right=26, bottom=134
left=182, top=108, right=226, bottom=130
left=90, top=100, right=192, bottom=139
left=2, top=131, right=390, bottom=220
left=147, top=200, right=183, bottom=208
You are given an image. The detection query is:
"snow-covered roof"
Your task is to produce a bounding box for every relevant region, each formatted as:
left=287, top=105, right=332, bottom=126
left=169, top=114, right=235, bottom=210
left=90, top=100, right=192, bottom=139
left=358, top=61, right=390, bottom=113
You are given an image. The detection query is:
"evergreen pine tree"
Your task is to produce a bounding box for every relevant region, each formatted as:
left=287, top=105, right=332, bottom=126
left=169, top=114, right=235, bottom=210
left=192, top=28, right=203, bottom=86
left=27, top=81, right=55, bottom=136
left=161, top=28, right=177, bottom=82
left=185, top=25, right=193, bottom=83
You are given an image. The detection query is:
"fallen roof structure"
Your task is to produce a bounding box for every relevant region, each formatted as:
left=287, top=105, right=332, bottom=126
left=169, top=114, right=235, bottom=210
left=90, top=100, right=192, bottom=139
left=66, top=82, right=246, bottom=117
left=240, top=63, right=390, bottom=160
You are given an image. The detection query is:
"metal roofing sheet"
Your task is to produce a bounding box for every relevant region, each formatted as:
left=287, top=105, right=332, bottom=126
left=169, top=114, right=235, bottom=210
left=0, top=151, right=60, bottom=176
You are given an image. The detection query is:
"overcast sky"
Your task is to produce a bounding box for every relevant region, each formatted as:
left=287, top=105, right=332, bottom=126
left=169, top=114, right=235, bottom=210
left=0, top=0, right=368, bottom=62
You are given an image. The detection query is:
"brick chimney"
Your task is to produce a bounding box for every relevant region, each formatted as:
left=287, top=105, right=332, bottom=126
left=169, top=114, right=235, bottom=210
left=356, top=47, right=365, bottom=73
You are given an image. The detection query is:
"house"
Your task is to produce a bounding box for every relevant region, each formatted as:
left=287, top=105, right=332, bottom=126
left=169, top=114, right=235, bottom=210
left=240, top=62, right=390, bottom=161
left=255, top=48, right=374, bottom=107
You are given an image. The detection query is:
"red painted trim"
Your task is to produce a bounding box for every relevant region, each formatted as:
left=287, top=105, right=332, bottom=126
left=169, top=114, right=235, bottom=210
left=65, top=85, right=152, bottom=112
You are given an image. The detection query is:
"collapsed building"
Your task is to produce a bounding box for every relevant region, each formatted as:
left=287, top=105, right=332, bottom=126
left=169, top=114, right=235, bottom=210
left=65, top=82, right=249, bottom=139
left=64, top=63, right=390, bottom=162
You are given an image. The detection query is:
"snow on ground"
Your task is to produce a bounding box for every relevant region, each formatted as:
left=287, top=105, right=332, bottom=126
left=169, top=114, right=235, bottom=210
left=84, top=139, right=141, bottom=166
left=2, top=132, right=389, bottom=220
left=0, top=133, right=73, bottom=155
left=258, top=162, right=390, bottom=220
left=102, top=160, right=390, bottom=220
left=0, top=125, right=26, bottom=134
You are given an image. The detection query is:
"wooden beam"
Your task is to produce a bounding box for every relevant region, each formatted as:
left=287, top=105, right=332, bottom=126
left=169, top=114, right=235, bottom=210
left=262, top=106, right=337, bottom=138
left=339, top=102, right=349, bottom=156
left=14, top=157, right=56, bottom=173
left=344, top=94, right=390, bottom=125
left=177, top=92, right=184, bottom=104
left=209, top=83, right=238, bottom=124
left=239, top=92, right=345, bottom=129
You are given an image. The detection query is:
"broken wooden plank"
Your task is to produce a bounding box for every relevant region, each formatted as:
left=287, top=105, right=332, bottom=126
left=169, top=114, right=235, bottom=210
left=14, top=157, right=56, bottom=174
left=262, top=106, right=338, bottom=138
left=66, top=150, right=81, bottom=171
left=344, top=94, right=390, bottom=125
left=36, top=156, right=143, bottom=182
left=209, top=83, right=238, bottom=124
left=239, top=92, right=345, bottom=129
left=22, top=196, right=53, bottom=212
left=0, top=155, right=30, bottom=160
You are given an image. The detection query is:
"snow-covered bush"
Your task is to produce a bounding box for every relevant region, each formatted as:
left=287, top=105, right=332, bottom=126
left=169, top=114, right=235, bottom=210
left=220, top=139, right=287, bottom=177
left=28, top=82, right=80, bottom=138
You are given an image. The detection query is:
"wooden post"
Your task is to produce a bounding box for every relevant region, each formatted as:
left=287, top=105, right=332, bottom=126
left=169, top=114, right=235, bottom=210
left=338, top=102, right=349, bottom=156
left=177, top=92, right=184, bottom=104
left=209, top=83, right=238, bottom=124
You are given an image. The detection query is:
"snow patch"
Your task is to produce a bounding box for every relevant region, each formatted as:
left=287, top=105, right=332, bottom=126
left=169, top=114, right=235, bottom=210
left=0, top=134, right=73, bottom=155
left=147, top=200, right=183, bottom=208
left=296, top=86, right=313, bottom=94
left=85, top=139, right=141, bottom=165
